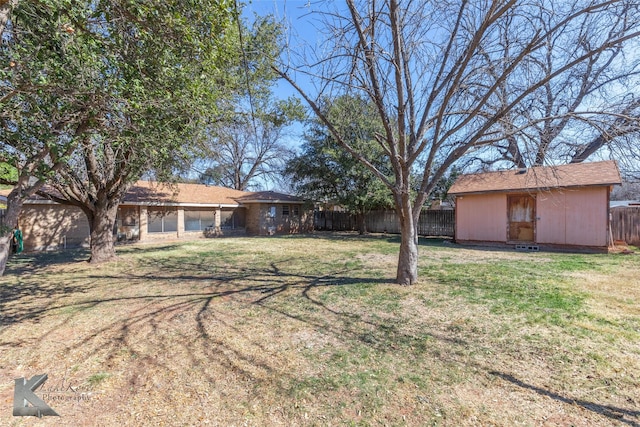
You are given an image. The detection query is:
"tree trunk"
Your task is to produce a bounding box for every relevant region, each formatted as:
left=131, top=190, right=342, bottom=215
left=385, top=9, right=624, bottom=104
left=0, top=190, right=23, bottom=276
left=396, top=195, right=419, bottom=285
left=0, top=232, right=12, bottom=276
left=0, top=177, right=46, bottom=276
left=357, top=212, right=367, bottom=235
left=87, top=204, right=118, bottom=263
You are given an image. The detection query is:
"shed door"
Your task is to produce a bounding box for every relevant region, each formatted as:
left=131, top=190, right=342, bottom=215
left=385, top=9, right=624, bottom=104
left=507, top=195, right=535, bottom=242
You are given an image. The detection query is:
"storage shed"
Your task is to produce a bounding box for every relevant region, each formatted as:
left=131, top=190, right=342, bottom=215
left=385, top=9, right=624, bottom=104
left=448, top=160, right=622, bottom=252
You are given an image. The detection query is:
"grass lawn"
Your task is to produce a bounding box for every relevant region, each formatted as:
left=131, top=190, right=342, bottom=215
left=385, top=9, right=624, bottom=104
left=0, top=233, right=639, bottom=426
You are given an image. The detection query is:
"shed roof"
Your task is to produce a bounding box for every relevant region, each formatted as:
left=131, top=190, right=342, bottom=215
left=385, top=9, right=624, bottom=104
left=448, top=160, right=621, bottom=195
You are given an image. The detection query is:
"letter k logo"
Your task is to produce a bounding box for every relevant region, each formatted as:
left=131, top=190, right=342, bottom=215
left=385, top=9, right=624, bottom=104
left=13, top=374, right=59, bottom=417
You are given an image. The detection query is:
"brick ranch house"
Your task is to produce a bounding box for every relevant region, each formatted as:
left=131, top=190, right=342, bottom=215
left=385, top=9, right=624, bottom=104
left=0, top=181, right=313, bottom=252
left=448, top=160, right=622, bottom=252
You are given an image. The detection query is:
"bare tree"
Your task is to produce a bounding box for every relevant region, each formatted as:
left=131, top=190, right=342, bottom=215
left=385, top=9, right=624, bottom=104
left=483, top=4, right=640, bottom=170
left=276, top=0, right=640, bottom=284
left=195, top=16, right=304, bottom=191
left=611, top=179, right=640, bottom=200
left=198, top=98, right=303, bottom=191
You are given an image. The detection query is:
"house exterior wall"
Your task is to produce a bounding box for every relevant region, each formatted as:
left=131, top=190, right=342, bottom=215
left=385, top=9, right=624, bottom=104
left=19, top=204, right=90, bottom=251
left=245, top=203, right=313, bottom=236
left=139, top=206, right=148, bottom=241
left=143, top=206, right=247, bottom=241
left=177, top=208, right=185, bottom=237
left=455, top=193, right=507, bottom=242
left=455, top=186, right=610, bottom=250
left=284, top=204, right=314, bottom=234
left=16, top=201, right=308, bottom=252
left=244, top=203, right=263, bottom=235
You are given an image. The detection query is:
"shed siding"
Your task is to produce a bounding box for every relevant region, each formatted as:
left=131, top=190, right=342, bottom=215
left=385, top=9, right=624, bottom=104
left=564, top=188, right=608, bottom=247
left=536, top=191, right=566, bottom=245
left=458, top=187, right=609, bottom=248
left=537, top=188, right=607, bottom=247
left=456, top=193, right=506, bottom=242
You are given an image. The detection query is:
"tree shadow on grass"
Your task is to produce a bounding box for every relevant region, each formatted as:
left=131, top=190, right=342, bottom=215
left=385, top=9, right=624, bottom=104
left=4, top=248, right=90, bottom=275
left=490, top=371, right=640, bottom=427
left=0, top=254, right=459, bottom=386
left=281, top=231, right=452, bottom=247
left=1, top=257, right=429, bottom=405
left=0, top=280, right=94, bottom=327
left=1, top=250, right=95, bottom=327
left=115, top=243, right=186, bottom=256
left=3, top=247, right=635, bottom=424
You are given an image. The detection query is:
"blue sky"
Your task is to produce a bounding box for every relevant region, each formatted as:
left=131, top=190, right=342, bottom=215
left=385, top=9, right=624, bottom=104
left=241, top=1, right=333, bottom=152
left=241, top=0, right=320, bottom=99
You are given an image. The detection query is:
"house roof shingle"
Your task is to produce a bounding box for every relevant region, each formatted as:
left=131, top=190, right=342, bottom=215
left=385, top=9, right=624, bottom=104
left=124, top=182, right=305, bottom=205
left=1, top=181, right=305, bottom=206
left=448, top=160, right=622, bottom=195
left=235, top=191, right=305, bottom=204
left=123, top=181, right=248, bottom=206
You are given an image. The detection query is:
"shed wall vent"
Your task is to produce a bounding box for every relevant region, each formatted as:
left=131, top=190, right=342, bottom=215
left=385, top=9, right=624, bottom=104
left=515, top=244, right=539, bottom=251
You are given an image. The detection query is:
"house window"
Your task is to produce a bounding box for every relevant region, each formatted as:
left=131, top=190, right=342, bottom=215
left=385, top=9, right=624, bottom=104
left=115, top=207, right=139, bottom=241
left=268, top=206, right=276, bottom=218
left=184, top=210, right=215, bottom=232
left=118, top=207, right=138, bottom=227
left=220, top=210, right=235, bottom=228
left=220, top=209, right=245, bottom=228
left=293, top=205, right=299, bottom=217
left=282, top=205, right=290, bottom=216
left=148, top=208, right=178, bottom=233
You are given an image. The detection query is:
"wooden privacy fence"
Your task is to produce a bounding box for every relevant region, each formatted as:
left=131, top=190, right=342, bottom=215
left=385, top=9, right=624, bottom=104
left=315, top=209, right=455, bottom=237
left=314, top=211, right=356, bottom=231
left=610, top=207, right=640, bottom=246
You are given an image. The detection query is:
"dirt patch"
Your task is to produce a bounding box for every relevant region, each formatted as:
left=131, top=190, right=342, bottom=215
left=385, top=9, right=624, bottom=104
left=355, top=252, right=397, bottom=269
left=568, top=269, right=640, bottom=318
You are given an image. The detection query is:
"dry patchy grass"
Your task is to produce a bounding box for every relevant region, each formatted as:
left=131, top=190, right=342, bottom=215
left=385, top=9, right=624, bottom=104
left=0, top=233, right=639, bottom=426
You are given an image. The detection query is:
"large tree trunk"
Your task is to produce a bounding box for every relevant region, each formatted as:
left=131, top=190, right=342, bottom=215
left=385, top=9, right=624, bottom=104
left=0, top=190, right=23, bottom=276
left=396, top=194, right=419, bottom=285
left=87, top=203, right=118, bottom=263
